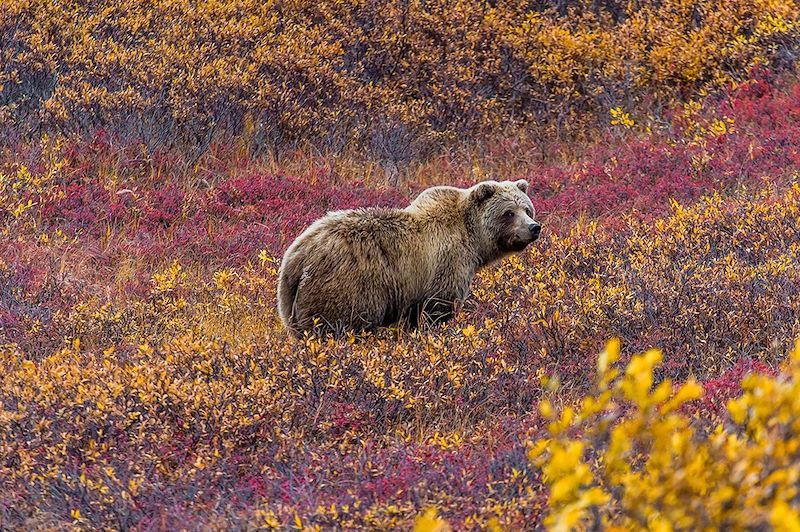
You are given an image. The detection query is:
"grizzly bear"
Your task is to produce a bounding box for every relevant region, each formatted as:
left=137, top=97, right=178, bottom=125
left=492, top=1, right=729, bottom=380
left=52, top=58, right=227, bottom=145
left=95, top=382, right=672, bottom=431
left=277, top=179, right=541, bottom=336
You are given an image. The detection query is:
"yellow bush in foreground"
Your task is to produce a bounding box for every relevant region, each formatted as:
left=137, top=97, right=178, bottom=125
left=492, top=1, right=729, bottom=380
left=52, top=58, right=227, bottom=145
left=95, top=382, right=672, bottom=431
left=529, top=338, right=800, bottom=530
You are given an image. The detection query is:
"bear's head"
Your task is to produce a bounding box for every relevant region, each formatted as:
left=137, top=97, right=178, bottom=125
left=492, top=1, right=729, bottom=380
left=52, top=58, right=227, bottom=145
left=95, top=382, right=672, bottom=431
left=466, top=179, right=541, bottom=264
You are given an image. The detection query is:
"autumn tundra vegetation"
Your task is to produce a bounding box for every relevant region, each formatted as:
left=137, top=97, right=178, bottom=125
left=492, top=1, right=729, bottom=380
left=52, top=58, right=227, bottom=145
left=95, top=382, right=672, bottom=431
left=3, top=0, right=800, bottom=529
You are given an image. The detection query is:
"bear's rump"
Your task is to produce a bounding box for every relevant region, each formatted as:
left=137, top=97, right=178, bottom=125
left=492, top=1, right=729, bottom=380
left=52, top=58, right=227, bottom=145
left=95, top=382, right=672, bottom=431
left=291, top=235, right=407, bottom=331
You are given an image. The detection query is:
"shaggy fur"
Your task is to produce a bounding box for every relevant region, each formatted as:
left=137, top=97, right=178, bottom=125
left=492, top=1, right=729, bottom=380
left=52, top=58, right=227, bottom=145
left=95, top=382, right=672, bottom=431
left=277, top=179, right=541, bottom=336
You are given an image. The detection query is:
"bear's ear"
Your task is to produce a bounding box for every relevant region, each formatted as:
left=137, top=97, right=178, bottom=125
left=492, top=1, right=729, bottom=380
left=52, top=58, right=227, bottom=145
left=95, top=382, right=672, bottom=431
left=515, top=179, right=529, bottom=193
left=470, top=182, right=497, bottom=204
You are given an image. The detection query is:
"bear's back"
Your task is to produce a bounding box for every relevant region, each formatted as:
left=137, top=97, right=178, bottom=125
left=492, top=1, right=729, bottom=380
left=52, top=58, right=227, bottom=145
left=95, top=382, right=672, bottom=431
left=325, top=207, right=415, bottom=241
left=405, top=186, right=465, bottom=219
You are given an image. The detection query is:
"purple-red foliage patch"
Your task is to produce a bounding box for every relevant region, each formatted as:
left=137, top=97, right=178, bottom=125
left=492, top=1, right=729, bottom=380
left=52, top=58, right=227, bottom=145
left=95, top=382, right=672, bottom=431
left=529, top=71, right=800, bottom=226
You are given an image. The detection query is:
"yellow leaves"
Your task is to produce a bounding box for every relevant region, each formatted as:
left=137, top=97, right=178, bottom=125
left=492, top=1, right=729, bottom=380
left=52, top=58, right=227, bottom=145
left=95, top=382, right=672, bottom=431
left=708, top=117, right=733, bottom=137
left=597, top=337, right=620, bottom=376
left=258, top=249, right=280, bottom=276
left=212, top=268, right=234, bottom=290
left=11, top=199, right=35, bottom=219
left=413, top=507, right=451, bottom=532
left=151, top=259, right=186, bottom=295
left=659, top=380, right=703, bottom=414
left=542, top=441, right=585, bottom=481
left=538, top=399, right=554, bottom=419
left=0, top=164, right=60, bottom=231
left=485, top=517, right=503, bottom=532
left=258, top=249, right=270, bottom=266
left=546, top=504, right=583, bottom=532
left=577, top=391, right=612, bottom=421
left=544, top=486, right=609, bottom=532
left=791, top=338, right=800, bottom=365
left=255, top=508, right=282, bottom=529
left=137, top=343, right=154, bottom=356
left=610, top=107, right=634, bottom=128
left=527, top=439, right=550, bottom=462
left=549, top=462, right=590, bottom=505
left=427, top=432, right=463, bottom=451
left=532, top=338, right=800, bottom=530
left=755, top=13, right=794, bottom=38
left=772, top=500, right=800, bottom=532
left=605, top=422, right=633, bottom=474
left=621, top=348, right=662, bottom=408
left=548, top=406, right=575, bottom=436
left=127, top=477, right=141, bottom=495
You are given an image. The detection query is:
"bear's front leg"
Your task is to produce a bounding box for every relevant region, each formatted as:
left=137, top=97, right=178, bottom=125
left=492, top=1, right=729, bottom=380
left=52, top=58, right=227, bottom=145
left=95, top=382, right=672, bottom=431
left=420, top=297, right=460, bottom=327
left=414, top=290, right=470, bottom=329
left=396, top=297, right=458, bottom=330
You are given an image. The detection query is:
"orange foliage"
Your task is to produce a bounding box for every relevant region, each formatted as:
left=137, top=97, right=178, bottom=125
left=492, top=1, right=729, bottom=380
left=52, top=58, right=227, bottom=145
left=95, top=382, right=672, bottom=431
left=2, top=0, right=798, bottom=160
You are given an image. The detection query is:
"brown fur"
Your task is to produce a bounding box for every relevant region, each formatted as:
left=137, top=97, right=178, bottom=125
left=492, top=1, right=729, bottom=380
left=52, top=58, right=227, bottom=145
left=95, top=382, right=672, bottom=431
left=277, top=179, right=540, bottom=336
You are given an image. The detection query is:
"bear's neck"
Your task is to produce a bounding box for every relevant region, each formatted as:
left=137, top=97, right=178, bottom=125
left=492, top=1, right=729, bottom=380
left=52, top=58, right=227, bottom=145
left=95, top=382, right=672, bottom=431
left=476, top=247, right=506, bottom=269
left=461, top=215, right=501, bottom=268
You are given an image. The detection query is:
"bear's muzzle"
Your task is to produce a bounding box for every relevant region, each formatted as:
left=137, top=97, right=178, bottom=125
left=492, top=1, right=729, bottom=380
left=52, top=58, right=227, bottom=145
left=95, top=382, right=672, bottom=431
left=529, top=222, right=541, bottom=241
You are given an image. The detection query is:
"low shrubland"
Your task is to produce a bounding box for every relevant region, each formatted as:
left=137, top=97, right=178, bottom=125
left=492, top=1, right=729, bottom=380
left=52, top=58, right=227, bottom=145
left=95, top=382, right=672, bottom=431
left=2, top=0, right=799, bottom=163
left=2, top=71, right=800, bottom=528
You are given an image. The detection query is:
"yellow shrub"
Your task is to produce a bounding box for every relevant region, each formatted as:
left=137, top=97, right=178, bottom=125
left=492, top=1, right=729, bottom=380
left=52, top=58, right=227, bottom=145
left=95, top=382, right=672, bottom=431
left=531, top=338, right=800, bottom=530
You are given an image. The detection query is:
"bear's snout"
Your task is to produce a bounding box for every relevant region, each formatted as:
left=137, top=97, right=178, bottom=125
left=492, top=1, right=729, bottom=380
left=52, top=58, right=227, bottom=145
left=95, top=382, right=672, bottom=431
left=529, top=222, right=541, bottom=240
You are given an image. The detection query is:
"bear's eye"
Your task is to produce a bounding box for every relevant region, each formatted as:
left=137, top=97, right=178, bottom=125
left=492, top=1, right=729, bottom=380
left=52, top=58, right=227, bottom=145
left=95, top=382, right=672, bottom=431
left=525, top=208, right=533, bottom=217
left=502, top=210, right=515, bottom=220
